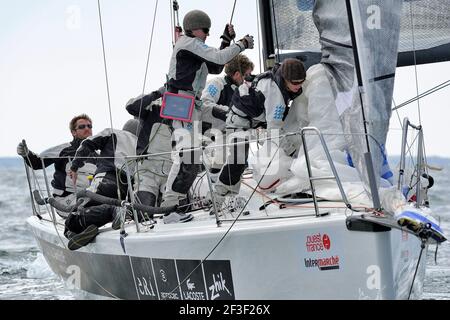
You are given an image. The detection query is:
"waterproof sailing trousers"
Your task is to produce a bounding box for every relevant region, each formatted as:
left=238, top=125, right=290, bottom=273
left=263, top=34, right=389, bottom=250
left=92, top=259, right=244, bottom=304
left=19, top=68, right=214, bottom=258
left=86, top=171, right=129, bottom=206
left=161, top=119, right=203, bottom=207
left=65, top=204, right=116, bottom=234
left=214, top=136, right=250, bottom=196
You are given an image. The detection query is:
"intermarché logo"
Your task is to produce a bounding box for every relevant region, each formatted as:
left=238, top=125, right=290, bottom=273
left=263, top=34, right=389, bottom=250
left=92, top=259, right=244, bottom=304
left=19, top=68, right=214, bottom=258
left=306, top=233, right=331, bottom=252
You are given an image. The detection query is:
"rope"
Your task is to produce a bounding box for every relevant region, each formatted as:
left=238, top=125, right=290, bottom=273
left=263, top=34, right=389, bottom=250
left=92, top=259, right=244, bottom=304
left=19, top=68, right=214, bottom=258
left=169, top=140, right=283, bottom=295
left=240, top=180, right=367, bottom=211
left=434, top=216, right=441, bottom=264
left=229, top=0, right=237, bottom=25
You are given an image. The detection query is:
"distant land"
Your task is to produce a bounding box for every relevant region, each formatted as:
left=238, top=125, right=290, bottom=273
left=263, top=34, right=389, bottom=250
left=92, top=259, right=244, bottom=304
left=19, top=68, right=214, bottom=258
left=389, top=155, right=450, bottom=167
left=1, top=155, right=449, bottom=168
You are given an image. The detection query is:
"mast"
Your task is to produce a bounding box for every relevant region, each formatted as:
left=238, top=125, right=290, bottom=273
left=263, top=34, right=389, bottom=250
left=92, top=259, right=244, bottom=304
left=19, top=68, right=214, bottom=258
left=258, top=0, right=276, bottom=70
left=345, top=0, right=381, bottom=209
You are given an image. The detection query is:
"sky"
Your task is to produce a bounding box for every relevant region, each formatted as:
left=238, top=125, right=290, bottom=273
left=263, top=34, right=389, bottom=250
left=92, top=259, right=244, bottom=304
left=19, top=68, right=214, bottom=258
left=1, top=0, right=450, bottom=158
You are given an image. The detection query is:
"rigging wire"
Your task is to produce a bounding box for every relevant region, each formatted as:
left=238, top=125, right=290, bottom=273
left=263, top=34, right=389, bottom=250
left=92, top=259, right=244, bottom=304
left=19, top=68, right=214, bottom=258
left=132, top=0, right=170, bottom=175
left=169, top=0, right=175, bottom=47
left=393, top=96, right=433, bottom=203
left=136, top=0, right=159, bottom=140
left=96, top=0, right=122, bottom=200
left=392, top=80, right=450, bottom=111
left=393, top=98, right=417, bottom=171
left=408, top=1, right=422, bottom=126
left=405, top=3, right=431, bottom=196
left=97, top=0, right=115, bottom=140
left=256, top=0, right=263, bottom=73
left=408, top=239, right=426, bottom=300
left=169, top=140, right=283, bottom=295
left=394, top=0, right=435, bottom=200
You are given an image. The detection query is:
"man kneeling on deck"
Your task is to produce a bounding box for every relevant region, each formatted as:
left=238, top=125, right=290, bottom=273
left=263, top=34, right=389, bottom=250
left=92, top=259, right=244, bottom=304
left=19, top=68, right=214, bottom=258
left=64, top=119, right=140, bottom=250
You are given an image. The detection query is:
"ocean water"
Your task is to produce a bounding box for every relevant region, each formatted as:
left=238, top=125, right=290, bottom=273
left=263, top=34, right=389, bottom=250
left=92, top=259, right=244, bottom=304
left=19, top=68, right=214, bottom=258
left=0, top=157, right=449, bottom=300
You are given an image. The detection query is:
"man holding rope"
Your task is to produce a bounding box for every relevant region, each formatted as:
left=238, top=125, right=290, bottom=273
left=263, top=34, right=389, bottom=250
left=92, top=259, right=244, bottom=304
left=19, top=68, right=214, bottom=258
left=159, top=9, right=255, bottom=224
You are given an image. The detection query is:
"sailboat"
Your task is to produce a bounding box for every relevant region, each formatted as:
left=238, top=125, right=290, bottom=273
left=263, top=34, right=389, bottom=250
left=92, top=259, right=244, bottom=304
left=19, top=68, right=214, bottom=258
left=25, top=0, right=448, bottom=300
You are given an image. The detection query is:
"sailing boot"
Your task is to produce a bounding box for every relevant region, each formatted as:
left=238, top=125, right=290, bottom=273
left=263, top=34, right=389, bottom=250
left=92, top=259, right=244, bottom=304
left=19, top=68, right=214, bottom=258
left=162, top=198, right=193, bottom=224
left=68, top=225, right=99, bottom=251
left=63, top=227, right=77, bottom=240
left=162, top=212, right=194, bottom=224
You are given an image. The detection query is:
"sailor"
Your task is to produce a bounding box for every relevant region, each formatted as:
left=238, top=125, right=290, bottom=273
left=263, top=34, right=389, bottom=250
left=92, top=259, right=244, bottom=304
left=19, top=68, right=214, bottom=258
left=201, top=54, right=255, bottom=181
left=276, top=63, right=395, bottom=196
left=160, top=9, right=255, bottom=223
left=214, top=58, right=306, bottom=198
left=125, top=88, right=173, bottom=212
left=201, top=54, right=255, bottom=134
left=69, top=119, right=140, bottom=203
left=64, top=119, right=140, bottom=250
left=17, top=114, right=97, bottom=216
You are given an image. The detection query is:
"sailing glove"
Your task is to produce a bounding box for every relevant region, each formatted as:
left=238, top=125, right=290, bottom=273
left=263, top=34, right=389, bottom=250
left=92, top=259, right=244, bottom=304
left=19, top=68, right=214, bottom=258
left=17, top=141, right=29, bottom=157
left=220, top=24, right=236, bottom=44
left=280, top=138, right=297, bottom=158
left=239, top=35, right=254, bottom=49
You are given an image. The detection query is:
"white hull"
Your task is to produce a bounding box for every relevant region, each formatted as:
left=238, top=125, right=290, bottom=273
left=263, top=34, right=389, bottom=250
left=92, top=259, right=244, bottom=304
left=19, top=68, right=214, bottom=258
left=27, top=203, right=427, bottom=300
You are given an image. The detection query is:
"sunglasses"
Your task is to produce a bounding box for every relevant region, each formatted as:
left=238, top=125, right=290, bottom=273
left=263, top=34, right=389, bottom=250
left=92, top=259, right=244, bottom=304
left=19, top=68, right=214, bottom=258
left=202, top=28, right=210, bottom=34
left=289, top=80, right=305, bottom=85
left=77, top=124, right=92, bottom=130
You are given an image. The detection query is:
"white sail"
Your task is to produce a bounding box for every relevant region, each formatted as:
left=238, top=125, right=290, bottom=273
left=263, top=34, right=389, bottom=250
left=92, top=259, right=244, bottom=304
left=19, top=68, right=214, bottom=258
left=340, top=0, right=402, bottom=201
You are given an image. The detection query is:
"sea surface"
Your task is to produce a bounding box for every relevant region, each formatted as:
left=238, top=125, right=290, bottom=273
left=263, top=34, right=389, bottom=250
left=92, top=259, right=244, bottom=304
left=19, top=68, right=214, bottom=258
left=0, top=157, right=449, bottom=300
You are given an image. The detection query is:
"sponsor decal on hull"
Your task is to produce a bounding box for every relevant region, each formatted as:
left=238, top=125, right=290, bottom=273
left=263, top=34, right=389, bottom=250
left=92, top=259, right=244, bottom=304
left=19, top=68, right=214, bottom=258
left=304, top=255, right=340, bottom=271
left=302, top=232, right=342, bottom=271
left=37, top=238, right=235, bottom=300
